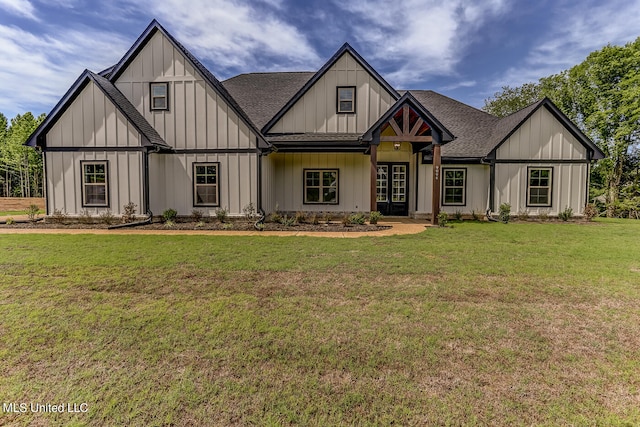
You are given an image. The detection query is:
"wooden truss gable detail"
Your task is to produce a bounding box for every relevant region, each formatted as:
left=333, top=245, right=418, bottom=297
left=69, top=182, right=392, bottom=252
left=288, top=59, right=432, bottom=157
left=380, top=105, right=433, bottom=142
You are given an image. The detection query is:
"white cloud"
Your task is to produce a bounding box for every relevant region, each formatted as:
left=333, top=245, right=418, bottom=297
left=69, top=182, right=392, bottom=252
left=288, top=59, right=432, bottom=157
left=333, top=0, right=510, bottom=86
left=495, top=0, right=640, bottom=90
left=123, top=0, right=321, bottom=75
left=0, top=24, right=129, bottom=115
left=0, top=0, right=38, bottom=20
left=440, top=80, right=477, bottom=91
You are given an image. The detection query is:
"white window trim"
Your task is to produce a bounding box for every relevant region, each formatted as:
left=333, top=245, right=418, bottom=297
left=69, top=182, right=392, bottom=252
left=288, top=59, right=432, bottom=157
left=304, top=169, right=339, bottom=204
left=442, top=168, right=466, bottom=206
left=527, top=167, right=553, bottom=207
left=193, top=162, right=220, bottom=207
left=81, top=161, right=109, bottom=207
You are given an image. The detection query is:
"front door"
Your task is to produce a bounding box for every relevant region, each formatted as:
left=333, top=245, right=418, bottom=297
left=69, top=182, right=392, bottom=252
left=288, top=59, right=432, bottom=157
left=376, top=163, right=408, bottom=216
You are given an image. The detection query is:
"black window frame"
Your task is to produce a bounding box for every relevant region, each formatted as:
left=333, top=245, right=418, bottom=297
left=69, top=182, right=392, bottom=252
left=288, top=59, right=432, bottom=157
left=442, top=167, right=467, bottom=206
left=150, top=82, right=170, bottom=111
left=80, top=160, right=110, bottom=208
left=303, top=169, right=339, bottom=205
left=526, top=166, right=553, bottom=207
left=193, top=162, right=220, bottom=207
left=336, top=86, right=356, bottom=114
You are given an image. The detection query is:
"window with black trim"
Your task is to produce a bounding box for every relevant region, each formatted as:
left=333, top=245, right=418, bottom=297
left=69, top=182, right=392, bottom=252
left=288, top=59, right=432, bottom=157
left=82, top=161, right=109, bottom=207
left=193, top=163, right=219, bottom=206
left=527, top=167, right=552, bottom=207
left=150, top=82, right=169, bottom=111
left=442, top=168, right=466, bottom=205
left=337, top=86, right=355, bottom=113
left=304, top=169, right=338, bottom=204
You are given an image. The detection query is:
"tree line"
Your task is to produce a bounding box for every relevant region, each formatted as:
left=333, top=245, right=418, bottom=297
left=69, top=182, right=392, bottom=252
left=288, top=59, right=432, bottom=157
left=0, top=112, right=46, bottom=198
left=483, top=37, right=640, bottom=218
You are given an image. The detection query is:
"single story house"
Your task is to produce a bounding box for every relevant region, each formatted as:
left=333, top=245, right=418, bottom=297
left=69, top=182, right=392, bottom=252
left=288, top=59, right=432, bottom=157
left=26, top=20, right=604, bottom=223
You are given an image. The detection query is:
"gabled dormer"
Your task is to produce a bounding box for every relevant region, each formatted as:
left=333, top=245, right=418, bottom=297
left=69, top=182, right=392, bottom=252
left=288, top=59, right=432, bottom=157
left=263, top=43, right=400, bottom=135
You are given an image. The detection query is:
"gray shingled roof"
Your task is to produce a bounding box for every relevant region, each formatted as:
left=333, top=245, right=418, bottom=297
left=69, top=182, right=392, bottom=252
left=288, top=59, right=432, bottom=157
left=407, top=91, right=500, bottom=158
left=223, top=72, right=314, bottom=130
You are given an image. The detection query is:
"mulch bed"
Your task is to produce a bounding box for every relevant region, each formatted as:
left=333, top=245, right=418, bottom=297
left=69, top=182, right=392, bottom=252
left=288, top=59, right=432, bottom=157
left=0, top=218, right=391, bottom=232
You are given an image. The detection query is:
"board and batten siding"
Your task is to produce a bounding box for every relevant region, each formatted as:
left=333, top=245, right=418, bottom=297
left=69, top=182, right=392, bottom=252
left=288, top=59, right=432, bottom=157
left=261, top=154, right=277, bottom=214
left=45, top=151, right=143, bottom=216
left=114, top=31, right=258, bottom=151
left=416, top=163, right=489, bottom=216
left=496, top=107, right=587, bottom=160
left=270, top=153, right=370, bottom=213
left=46, top=81, right=141, bottom=148
left=149, top=153, right=258, bottom=216
left=494, top=163, right=588, bottom=216
left=269, top=52, right=395, bottom=134
left=494, top=105, right=589, bottom=215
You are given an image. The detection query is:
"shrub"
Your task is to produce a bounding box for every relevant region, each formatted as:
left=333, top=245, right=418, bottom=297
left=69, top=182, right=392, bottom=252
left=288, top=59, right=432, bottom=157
left=191, top=209, right=203, bottom=222
left=280, top=215, right=295, bottom=227
left=242, top=202, right=256, bottom=221
left=5, top=217, right=15, bottom=225
left=194, top=220, right=206, bottom=229
left=453, top=210, right=463, bottom=221
left=517, top=209, right=530, bottom=221
left=538, top=209, right=550, bottom=221
left=348, top=213, right=366, bottom=225
left=50, top=209, right=67, bottom=224
left=269, top=211, right=282, bottom=223
left=499, top=203, right=511, bottom=223
left=99, top=210, right=115, bottom=225
left=340, top=213, right=351, bottom=226
left=471, top=210, right=480, bottom=221
left=122, top=202, right=137, bottom=223
left=26, top=204, right=40, bottom=221
left=222, top=222, right=234, bottom=230
left=310, top=213, right=320, bottom=225
left=369, top=211, right=382, bottom=224
left=162, top=208, right=178, bottom=223
left=437, top=211, right=448, bottom=227
left=79, top=209, right=94, bottom=224
left=164, top=220, right=175, bottom=229
left=215, top=207, right=228, bottom=223
left=294, top=211, right=307, bottom=224
left=322, top=212, right=333, bottom=224
left=559, top=207, right=573, bottom=222
left=583, top=203, right=598, bottom=221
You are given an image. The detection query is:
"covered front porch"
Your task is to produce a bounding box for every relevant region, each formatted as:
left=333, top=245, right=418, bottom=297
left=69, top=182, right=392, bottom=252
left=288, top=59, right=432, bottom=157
left=363, top=92, right=454, bottom=224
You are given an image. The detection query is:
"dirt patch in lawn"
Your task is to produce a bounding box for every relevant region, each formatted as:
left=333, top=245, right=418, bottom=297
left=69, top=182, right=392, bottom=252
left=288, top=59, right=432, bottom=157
left=0, top=197, right=45, bottom=211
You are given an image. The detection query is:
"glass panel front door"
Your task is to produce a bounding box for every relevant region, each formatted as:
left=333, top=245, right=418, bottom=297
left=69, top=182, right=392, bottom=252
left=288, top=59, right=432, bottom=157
left=376, top=163, right=408, bottom=216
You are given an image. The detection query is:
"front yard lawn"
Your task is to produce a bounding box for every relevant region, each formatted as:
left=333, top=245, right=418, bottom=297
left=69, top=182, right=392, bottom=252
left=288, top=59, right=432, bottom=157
left=1, top=220, right=639, bottom=426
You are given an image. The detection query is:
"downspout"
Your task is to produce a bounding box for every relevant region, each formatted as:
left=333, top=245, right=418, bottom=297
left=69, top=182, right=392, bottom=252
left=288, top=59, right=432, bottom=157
left=108, top=146, right=158, bottom=230
left=255, top=148, right=266, bottom=230
left=585, top=150, right=592, bottom=207
left=481, top=157, right=498, bottom=221
left=41, top=148, right=49, bottom=216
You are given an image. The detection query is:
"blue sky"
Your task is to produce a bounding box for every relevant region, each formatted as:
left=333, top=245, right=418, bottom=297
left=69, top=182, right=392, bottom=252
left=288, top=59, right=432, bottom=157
left=1, top=0, right=640, bottom=119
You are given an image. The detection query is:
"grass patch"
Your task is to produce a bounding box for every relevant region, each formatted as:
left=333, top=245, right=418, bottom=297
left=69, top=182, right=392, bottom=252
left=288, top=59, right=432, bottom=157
left=0, top=210, right=42, bottom=216
left=1, top=219, right=640, bottom=425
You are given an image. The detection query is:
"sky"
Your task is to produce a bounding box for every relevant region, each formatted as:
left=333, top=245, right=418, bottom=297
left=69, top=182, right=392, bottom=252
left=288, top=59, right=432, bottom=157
left=1, top=0, right=640, bottom=119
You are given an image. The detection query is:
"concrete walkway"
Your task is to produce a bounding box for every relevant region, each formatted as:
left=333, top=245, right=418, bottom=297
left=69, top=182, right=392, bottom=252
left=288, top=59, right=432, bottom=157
left=0, top=217, right=430, bottom=238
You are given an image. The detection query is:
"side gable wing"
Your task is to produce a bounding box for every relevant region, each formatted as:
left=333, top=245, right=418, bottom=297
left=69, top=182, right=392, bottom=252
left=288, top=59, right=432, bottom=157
left=489, top=98, right=604, bottom=161
left=25, top=70, right=167, bottom=150
left=263, top=43, right=400, bottom=135
left=109, top=20, right=269, bottom=150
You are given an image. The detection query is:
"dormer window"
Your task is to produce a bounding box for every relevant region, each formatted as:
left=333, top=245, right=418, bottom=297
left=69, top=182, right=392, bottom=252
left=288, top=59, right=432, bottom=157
left=337, top=86, right=355, bottom=113
left=150, top=82, right=169, bottom=111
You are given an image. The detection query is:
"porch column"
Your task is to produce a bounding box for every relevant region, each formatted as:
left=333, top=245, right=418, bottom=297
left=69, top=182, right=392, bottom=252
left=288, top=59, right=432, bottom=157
left=370, top=144, right=378, bottom=212
left=431, top=143, right=441, bottom=225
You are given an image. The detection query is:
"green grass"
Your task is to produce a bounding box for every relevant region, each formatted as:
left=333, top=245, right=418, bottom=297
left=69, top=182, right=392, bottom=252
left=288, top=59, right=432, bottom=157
left=0, top=210, right=36, bottom=216
left=1, top=219, right=640, bottom=426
